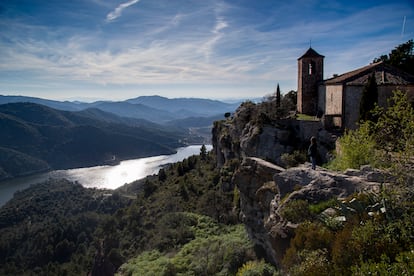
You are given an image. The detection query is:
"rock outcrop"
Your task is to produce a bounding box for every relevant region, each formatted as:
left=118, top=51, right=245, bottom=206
left=212, top=102, right=337, bottom=168
left=234, top=157, right=387, bottom=267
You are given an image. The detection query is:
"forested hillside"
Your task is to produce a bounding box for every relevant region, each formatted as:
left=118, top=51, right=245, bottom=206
left=0, top=150, right=277, bottom=275
left=0, top=102, right=187, bottom=179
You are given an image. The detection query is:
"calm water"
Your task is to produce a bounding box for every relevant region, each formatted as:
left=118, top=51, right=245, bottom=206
left=0, top=145, right=212, bottom=207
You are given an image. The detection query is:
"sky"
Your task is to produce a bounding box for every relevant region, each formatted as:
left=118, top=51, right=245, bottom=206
left=0, top=0, right=413, bottom=102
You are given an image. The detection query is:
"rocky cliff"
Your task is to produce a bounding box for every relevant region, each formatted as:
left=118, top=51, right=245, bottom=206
left=211, top=101, right=391, bottom=268
left=233, top=158, right=388, bottom=266
left=212, top=101, right=337, bottom=168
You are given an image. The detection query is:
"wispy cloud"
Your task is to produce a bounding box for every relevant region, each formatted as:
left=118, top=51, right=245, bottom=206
left=0, top=0, right=413, bottom=99
left=106, top=0, right=140, bottom=22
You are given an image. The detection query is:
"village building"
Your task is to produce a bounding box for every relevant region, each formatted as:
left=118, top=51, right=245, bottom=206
left=297, top=47, right=414, bottom=129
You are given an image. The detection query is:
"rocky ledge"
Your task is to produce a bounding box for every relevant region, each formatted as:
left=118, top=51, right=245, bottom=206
left=233, top=157, right=390, bottom=267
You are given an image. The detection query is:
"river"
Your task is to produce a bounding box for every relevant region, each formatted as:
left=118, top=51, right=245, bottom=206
left=0, top=145, right=212, bottom=207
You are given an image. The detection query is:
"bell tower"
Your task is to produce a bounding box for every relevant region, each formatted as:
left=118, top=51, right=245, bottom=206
left=297, top=47, right=324, bottom=115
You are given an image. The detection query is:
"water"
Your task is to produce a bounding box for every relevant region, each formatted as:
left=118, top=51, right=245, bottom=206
left=0, top=145, right=212, bottom=207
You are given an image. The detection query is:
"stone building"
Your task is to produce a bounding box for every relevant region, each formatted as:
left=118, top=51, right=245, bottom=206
left=297, top=47, right=414, bottom=129
left=297, top=48, right=324, bottom=115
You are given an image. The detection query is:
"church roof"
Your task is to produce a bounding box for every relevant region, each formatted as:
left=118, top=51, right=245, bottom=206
left=298, top=47, right=325, bottom=59
left=324, top=61, right=414, bottom=86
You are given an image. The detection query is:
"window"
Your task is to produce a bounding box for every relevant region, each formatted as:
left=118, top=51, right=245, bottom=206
left=308, top=61, right=315, bottom=75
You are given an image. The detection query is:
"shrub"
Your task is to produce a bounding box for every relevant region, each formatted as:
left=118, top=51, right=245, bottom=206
left=236, top=260, right=280, bottom=276
left=352, top=251, right=414, bottom=275
left=287, top=249, right=331, bottom=276
left=327, top=121, right=377, bottom=171
left=283, top=222, right=334, bottom=270
left=281, top=150, right=307, bottom=168
left=280, top=199, right=311, bottom=223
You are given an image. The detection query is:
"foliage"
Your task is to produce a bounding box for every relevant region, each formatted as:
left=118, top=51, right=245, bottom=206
left=200, top=144, right=208, bottom=160
left=327, top=121, right=377, bottom=170
left=373, top=89, right=414, bottom=153
left=352, top=251, right=414, bottom=275
left=287, top=249, right=331, bottom=276
left=0, top=150, right=250, bottom=274
left=276, top=84, right=281, bottom=109
left=280, top=200, right=312, bottom=223
left=374, top=39, right=414, bottom=75
left=308, top=198, right=337, bottom=215
left=359, top=72, right=378, bottom=122
left=282, top=189, right=414, bottom=275
left=330, top=89, right=414, bottom=182
left=281, top=150, right=307, bottom=168
left=117, top=215, right=257, bottom=276
left=260, top=88, right=297, bottom=122
left=236, top=260, right=280, bottom=276
left=0, top=179, right=131, bottom=275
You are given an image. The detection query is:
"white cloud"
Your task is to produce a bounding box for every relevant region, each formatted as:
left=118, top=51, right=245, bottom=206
left=1, top=0, right=413, bottom=99
left=106, top=0, right=140, bottom=22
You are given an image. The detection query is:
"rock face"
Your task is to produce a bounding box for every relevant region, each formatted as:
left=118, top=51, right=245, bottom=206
left=212, top=102, right=337, bottom=168
left=212, top=102, right=390, bottom=268
left=234, top=157, right=386, bottom=267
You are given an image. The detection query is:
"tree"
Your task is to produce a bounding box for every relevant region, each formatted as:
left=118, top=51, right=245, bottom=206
left=200, top=144, right=207, bottom=160
left=281, top=90, right=297, bottom=112
left=374, top=40, right=414, bottom=75
left=276, top=83, right=281, bottom=109
left=359, top=73, right=378, bottom=122
left=158, top=168, right=167, bottom=181
left=373, top=89, right=414, bottom=153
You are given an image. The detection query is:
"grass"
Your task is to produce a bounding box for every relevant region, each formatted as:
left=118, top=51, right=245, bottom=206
left=296, top=113, right=319, bottom=121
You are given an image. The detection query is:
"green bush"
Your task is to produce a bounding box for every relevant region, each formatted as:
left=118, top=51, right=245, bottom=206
left=236, top=260, right=280, bottom=276
left=117, top=214, right=256, bottom=276
left=352, top=251, right=414, bottom=275
left=280, top=199, right=311, bottom=223
left=281, top=150, right=307, bottom=168
left=327, top=122, right=377, bottom=171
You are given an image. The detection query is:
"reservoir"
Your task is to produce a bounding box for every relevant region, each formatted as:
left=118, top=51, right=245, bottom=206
left=0, top=145, right=212, bottom=207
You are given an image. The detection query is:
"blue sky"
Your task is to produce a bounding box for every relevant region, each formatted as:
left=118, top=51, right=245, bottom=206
left=0, top=0, right=413, bottom=101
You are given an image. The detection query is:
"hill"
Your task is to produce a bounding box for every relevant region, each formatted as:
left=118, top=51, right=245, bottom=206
left=126, top=95, right=240, bottom=117
left=0, top=95, right=240, bottom=125
left=0, top=102, right=187, bottom=179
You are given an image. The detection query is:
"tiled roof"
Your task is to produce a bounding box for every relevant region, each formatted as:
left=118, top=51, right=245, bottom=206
left=324, top=61, right=414, bottom=85
left=298, top=47, right=325, bottom=59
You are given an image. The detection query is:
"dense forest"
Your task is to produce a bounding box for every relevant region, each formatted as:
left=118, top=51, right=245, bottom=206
left=0, top=149, right=273, bottom=275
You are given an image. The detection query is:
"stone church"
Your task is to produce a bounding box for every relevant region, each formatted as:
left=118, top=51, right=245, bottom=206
left=297, top=47, right=414, bottom=129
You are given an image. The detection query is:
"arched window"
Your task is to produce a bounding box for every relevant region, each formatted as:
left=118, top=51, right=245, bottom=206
left=308, top=61, right=315, bottom=75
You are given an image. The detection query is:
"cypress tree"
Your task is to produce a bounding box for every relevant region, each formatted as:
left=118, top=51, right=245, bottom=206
left=276, top=83, right=281, bottom=109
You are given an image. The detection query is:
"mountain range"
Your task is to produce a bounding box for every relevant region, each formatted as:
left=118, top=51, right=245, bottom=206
left=0, top=95, right=240, bottom=124
left=0, top=95, right=240, bottom=180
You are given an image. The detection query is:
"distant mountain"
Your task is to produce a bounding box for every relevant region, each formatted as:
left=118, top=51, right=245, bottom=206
left=0, top=95, right=87, bottom=111
left=0, top=95, right=241, bottom=125
left=0, top=102, right=188, bottom=180
left=90, top=101, right=176, bottom=123
left=126, top=95, right=240, bottom=117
